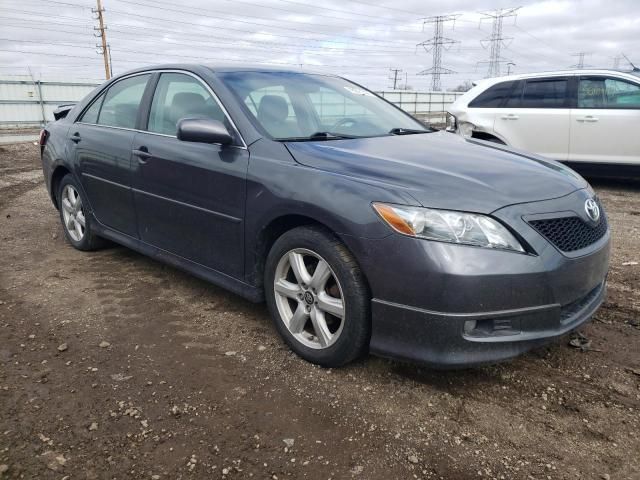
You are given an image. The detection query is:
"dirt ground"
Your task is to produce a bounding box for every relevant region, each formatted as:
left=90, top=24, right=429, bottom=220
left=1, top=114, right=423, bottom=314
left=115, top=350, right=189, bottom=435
left=0, top=142, right=638, bottom=480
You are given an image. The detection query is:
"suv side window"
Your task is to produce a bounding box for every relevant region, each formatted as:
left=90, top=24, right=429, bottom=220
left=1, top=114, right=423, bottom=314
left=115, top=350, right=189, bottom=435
left=578, top=77, right=640, bottom=109
left=468, top=81, right=515, bottom=108
left=79, top=91, right=105, bottom=124
left=520, top=78, right=568, bottom=108
left=148, top=73, right=227, bottom=136
left=97, top=74, right=151, bottom=129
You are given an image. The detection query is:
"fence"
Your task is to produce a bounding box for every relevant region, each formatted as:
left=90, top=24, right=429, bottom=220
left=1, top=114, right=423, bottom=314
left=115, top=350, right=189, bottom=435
left=0, top=77, right=463, bottom=129
left=0, top=76, right=99, bottom=129
left=376, top=90, right=464, bottom=126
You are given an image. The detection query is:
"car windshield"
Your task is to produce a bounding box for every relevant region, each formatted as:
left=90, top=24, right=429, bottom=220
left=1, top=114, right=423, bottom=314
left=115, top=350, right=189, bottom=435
left=218, top=71, right=430, bottom=141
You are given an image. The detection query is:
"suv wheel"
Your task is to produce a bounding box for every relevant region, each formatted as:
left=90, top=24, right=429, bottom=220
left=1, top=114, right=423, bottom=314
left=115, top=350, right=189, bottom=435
left=265, top=226, right=370, bottom=367
left=58, top=174, right=105, bottom=251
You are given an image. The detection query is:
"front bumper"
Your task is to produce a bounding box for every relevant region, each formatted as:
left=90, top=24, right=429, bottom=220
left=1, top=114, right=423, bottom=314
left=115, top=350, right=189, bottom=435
left=370, top=280, right=605, bottom=368
left=342, top=189, right=611, bottom=368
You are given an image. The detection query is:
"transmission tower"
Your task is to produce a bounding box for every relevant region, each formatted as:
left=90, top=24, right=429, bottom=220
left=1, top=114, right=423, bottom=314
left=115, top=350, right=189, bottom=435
left=416, top=15, right=459, bottom=91
left=92, top=0, right=111, bottom=79
left=388, top=68, right=403, bottom=90
left=479, top=7, right=520, bottom=78
left=570, top=52, right=592, bottom=69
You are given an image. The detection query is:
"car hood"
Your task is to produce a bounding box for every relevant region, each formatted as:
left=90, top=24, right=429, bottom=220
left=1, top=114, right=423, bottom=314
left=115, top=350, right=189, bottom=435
left=285, top=131, right=587, bottom=213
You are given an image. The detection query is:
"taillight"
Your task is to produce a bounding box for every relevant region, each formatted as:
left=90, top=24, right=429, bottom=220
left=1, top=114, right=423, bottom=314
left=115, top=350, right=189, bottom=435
left=39, top=129, right=49, bottom=146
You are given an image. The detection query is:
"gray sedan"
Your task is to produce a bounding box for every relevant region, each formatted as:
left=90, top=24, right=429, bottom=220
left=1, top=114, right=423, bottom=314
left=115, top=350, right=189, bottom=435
left=40, top=64, right=610, bottom=368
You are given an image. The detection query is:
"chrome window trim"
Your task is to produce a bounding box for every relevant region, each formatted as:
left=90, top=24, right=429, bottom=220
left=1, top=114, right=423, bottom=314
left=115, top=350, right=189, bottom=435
left=75, top=69, right=248, bottom=149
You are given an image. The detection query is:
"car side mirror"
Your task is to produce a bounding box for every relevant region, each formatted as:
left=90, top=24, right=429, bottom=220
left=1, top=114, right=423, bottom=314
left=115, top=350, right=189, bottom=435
left=177, top=118, right=234, bottom=145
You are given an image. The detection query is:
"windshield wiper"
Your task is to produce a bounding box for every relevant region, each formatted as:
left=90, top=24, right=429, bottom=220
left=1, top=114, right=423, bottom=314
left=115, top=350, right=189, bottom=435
left=279, top=131, right=358, bottom=142
left=388, top=127, right=433, bottom=135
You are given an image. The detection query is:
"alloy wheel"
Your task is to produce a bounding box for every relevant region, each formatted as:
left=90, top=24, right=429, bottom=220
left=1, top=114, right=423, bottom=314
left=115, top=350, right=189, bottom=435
left=273, top=248, right=345, bottom=349
left=61, top=184, right=86, bottom=242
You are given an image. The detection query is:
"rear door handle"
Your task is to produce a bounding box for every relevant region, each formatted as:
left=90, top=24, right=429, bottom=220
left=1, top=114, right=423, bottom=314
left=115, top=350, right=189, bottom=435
left=577, top=116, right=599, bottom=123
left=500, top=114, right=519, bottom=120
left=132, top=148, right=152, bottom=164
left=70, top=133, right=81, bottom=143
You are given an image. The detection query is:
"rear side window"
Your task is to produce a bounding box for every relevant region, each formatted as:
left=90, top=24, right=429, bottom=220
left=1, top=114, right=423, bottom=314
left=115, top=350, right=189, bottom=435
left=468, top=81, right=515, bottom=108
left=520, top=79, right=568, bottom=108
left=578, top=77, right=640, bottom=109
left=79, top=92, right=105, bottom=124
left=147, top=73, right=227, bottom=136
left=97, top=74, right=150, bottom=129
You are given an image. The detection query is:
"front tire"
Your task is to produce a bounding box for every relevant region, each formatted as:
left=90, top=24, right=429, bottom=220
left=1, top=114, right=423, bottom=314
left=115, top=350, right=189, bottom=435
left=57, top=174, right=105, bottom=251
left=265, top=226, right=370, bottom=367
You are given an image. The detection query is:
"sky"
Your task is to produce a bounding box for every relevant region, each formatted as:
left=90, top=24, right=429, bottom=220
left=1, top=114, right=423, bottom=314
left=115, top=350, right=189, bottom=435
left=1, top=0, right=639, bottom=90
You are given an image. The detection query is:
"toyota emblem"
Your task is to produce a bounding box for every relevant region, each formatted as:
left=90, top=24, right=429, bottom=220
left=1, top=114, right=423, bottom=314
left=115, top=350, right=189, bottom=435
left=585, top=198, right=600, bottom=222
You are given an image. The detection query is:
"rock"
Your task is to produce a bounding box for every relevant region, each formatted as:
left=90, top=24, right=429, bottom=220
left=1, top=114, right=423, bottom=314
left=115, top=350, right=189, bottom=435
left=222, top=467, right=229, bottom=475
left=57, top=343, right=68, bottom=352
left=257, top=345, right=267, bottom=352
left=0, top=464, right=8, bottom=474
left=622, top=261, right=638, bottom=266
left=40, top=450, right=67, bottom=471
left=283, top=438, right=295, bottom=448
left=351, top=465, right=364, bottom=475
left=110, top=373, right=133, bottom=382
left=88, top=422, right=98, bottom=431
left=224, top=351, right=237, bottom=356
left=407, top=455, right=419, bottom=464
left=601, top=475, right=610, bottom=480
left=99, top=341, right=110, bottom=348
left=28, top=334, right=35, bottom=339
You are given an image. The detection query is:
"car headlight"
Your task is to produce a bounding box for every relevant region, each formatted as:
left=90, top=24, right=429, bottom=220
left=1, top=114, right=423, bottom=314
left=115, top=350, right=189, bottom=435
left=372, top=203, right=525, bottom=253
left=458, top=121, right=475, bottom=138
left=445, top=113, right=457, bottom=132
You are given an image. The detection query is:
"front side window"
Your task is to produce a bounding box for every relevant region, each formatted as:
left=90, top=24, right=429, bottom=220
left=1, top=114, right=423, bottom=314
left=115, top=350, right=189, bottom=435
left=468, top=81, right=515, bottom=108
left=219, top=71, right=428, bottom=140
left=578, top=77, right=640, bottom=108
left=148, top=73, right=227, bottom=136
left=521, top=79, right=568, bottom=108
left=98, top=74, right=150, bottom=129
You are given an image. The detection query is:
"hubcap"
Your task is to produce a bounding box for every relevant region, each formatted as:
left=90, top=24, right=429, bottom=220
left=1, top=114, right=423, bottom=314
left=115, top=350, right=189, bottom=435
left=61, top=184, right=85, bottom=242
left=273, top=248, right=345, bottom=349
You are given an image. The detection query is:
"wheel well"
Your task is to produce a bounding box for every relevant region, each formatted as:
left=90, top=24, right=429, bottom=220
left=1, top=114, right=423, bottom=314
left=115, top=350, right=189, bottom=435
left=252, top=215, right=333, bottom=288
left=50, top=166, right=71, bottom=209
left=471, top=131, right=506, bottom=144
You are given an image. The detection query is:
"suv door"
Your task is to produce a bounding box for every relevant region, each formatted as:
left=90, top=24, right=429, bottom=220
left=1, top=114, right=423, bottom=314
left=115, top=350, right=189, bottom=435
left=492, top=77, right=571, bottom=160
left=71, top=73, right=151, bottom=237
left=131, top=72, right=249, bottom=278
left=569, top=75, right=640, bottom=164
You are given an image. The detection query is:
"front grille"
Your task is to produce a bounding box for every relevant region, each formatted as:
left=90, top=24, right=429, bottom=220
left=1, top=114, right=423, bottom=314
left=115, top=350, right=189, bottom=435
left=528, top=208, right=608, bottom=252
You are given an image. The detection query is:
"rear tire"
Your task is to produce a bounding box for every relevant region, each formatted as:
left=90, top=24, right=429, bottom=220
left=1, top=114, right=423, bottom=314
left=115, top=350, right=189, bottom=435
left=57, top=174, right=106, bottom=251
left=265, top=226, right=370, bottom=367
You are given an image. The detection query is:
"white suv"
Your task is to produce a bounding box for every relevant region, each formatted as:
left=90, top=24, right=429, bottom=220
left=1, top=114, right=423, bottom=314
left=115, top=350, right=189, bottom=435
left=446, top=69, right=640, bottom=166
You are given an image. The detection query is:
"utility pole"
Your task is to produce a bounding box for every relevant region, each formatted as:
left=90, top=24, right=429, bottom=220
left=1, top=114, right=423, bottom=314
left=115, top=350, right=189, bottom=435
left=506, top=62, right=515, bottom=75
left=388, top=68, right=403, bottom=90
left=612, top=55, right=621, bottom=69
left=570, top=52, right=592, bottom=69
left=93, top=0, right=111, bottom=79
left=479, top=7, right=520, bottom=78
left=416, top=15, right=459, bottom=91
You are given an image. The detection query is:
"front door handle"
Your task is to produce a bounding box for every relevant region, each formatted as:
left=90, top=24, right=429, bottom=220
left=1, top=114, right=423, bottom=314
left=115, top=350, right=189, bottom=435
left=500, top=114, right=519, bottom=120
left=132, top=147, right=152, bottom=164
left=577, top=116, right=599, bottom=123
left=70, top=133, right=81, bottom=143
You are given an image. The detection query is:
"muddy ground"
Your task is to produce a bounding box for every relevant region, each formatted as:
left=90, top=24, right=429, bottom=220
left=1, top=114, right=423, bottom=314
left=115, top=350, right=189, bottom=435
left=0, top=142, right=638, bottom=480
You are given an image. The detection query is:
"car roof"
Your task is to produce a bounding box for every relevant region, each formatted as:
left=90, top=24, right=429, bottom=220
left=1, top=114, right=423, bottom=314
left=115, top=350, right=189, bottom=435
left=474, top=69, right=640, bottom=87
left=113, top=63, right=335, bottom=78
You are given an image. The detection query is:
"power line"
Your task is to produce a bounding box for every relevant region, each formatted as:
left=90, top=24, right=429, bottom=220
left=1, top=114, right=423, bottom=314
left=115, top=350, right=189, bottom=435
left=479, top=7, right=520, bottom=78
left=416, top=15, right=459, bottom=91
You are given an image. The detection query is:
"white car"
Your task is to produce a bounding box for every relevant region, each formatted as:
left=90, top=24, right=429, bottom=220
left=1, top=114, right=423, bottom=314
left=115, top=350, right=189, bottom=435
left=446, top=69, right=640, bottom=167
